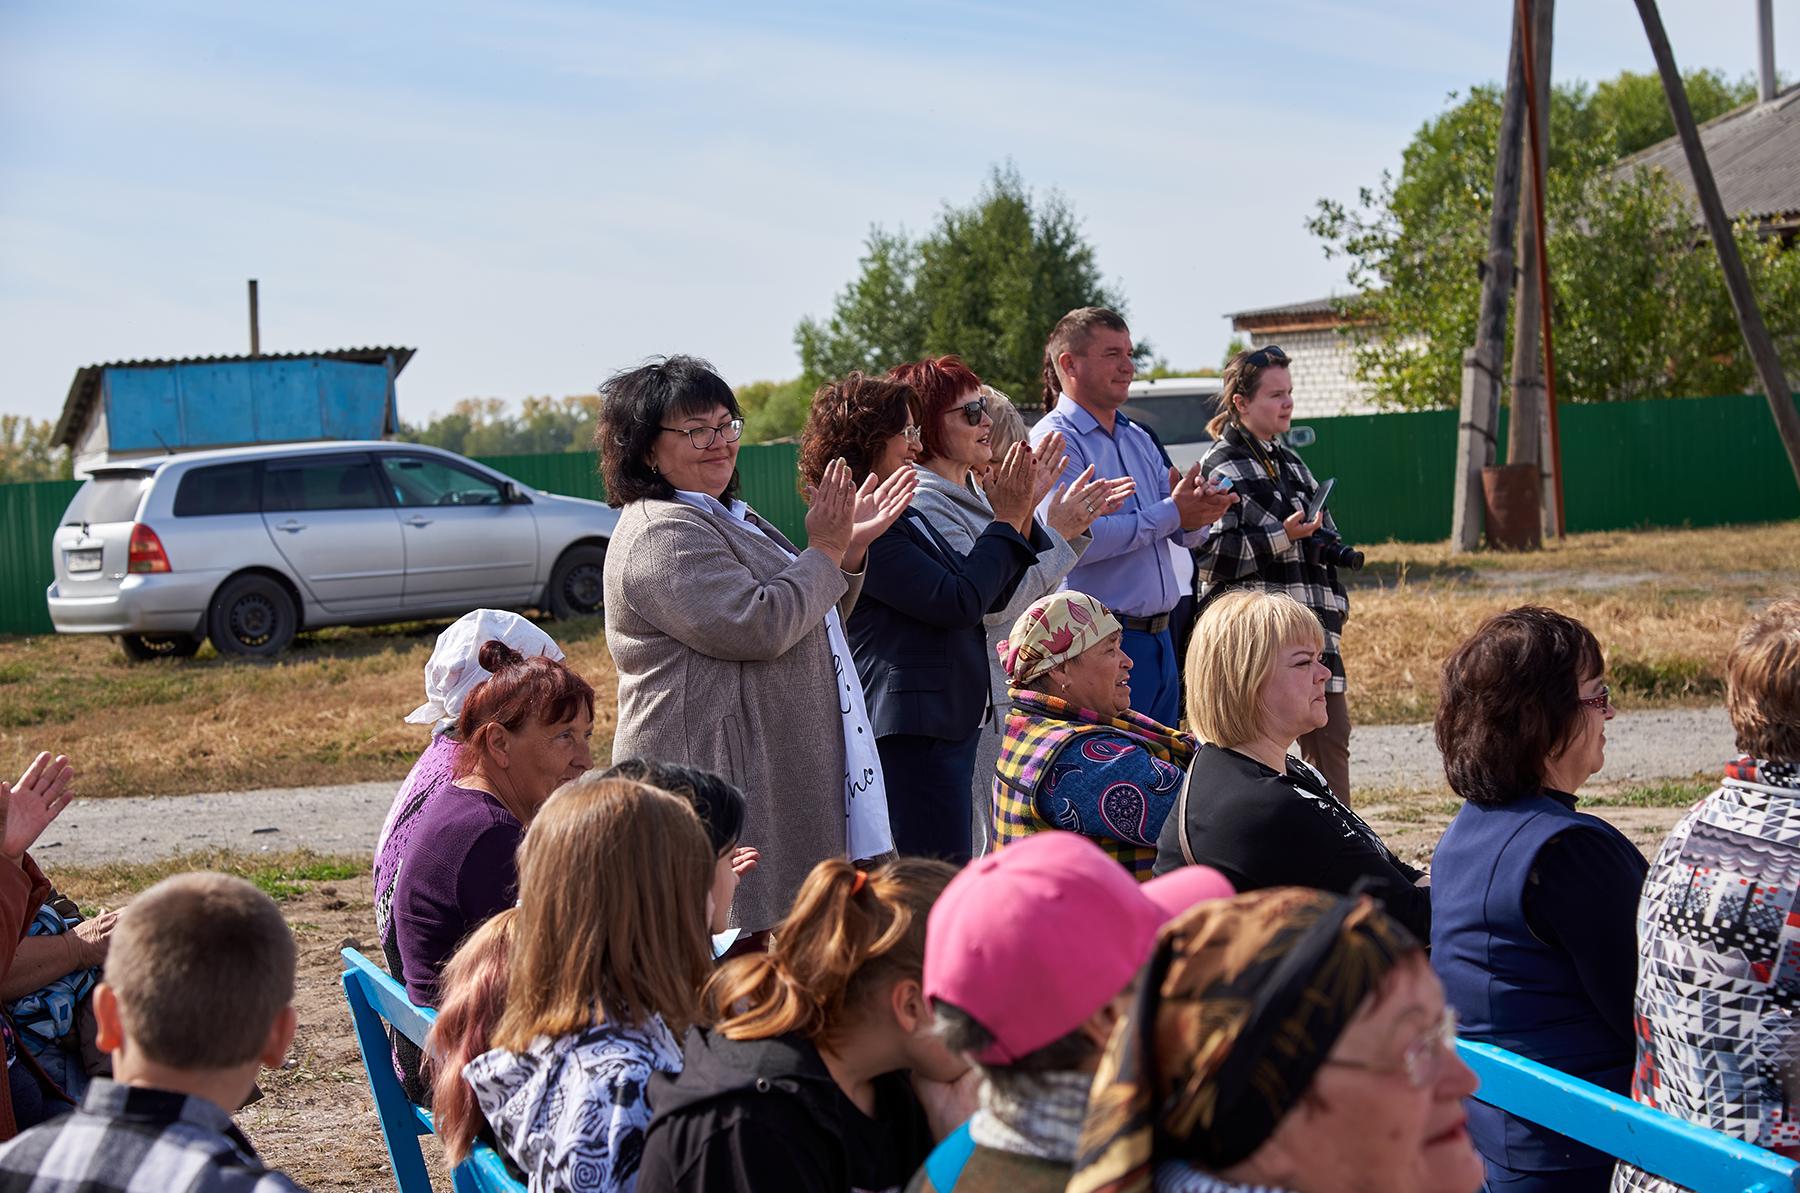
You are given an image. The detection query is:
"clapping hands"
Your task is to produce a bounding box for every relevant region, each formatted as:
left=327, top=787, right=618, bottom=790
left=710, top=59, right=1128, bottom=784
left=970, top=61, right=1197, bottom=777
left=2, top=751, right=75, bottom=865
left=1045, top=465, right=1135, bottom=539
left=805, top=459, right=917, bottom=572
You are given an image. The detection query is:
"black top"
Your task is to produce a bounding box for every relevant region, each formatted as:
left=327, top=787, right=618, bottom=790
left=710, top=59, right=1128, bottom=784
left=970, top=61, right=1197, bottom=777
left=1521, top=790, right=1649, bottom=1045
left=638, top=1027, right=934, bottom=1193
left=849, top=510, right=1044, bottom=741
left=1155, top=743, right=1430, bottom=939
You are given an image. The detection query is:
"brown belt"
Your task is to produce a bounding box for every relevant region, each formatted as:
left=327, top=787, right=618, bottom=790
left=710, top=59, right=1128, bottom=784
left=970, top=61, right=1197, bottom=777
left=1117, top=613, right=1171, bottom=634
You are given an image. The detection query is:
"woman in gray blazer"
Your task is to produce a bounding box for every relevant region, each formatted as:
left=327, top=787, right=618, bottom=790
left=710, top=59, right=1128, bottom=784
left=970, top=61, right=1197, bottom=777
left=891, top=361, right=1133, bottom=853
left=598, top=356, right=914, bottom=933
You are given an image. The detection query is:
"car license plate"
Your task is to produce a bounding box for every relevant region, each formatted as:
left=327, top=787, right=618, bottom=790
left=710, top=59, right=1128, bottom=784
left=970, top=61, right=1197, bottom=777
left=66, top=549, right=102, bottom=573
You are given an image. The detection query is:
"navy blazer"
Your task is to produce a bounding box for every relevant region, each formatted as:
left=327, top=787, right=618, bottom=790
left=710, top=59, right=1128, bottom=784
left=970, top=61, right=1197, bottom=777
left=848, top=510, right=1044, bottom=741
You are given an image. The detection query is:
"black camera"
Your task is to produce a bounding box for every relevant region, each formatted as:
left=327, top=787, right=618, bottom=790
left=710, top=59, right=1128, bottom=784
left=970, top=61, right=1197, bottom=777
left=1311, top=528, right=1365, bottom=571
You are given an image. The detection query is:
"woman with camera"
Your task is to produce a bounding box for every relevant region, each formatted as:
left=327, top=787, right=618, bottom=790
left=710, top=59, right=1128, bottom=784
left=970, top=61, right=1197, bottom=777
left=1193, top=345, right=1354, bottom=799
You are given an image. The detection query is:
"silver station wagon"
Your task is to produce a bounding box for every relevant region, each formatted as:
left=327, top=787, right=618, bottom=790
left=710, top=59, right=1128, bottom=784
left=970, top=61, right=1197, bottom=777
left=46, top=441, right=618, bottom=659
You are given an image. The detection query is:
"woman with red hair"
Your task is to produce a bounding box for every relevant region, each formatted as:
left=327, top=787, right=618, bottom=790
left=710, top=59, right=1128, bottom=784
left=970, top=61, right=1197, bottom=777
left=892, top=357, right=1130, bottom=852
left=388, top=639, right=595, bottom=1098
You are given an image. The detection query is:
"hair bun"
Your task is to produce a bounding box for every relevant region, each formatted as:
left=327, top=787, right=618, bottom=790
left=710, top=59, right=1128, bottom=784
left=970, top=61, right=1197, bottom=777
left=477, top=639, right=526, bottom=673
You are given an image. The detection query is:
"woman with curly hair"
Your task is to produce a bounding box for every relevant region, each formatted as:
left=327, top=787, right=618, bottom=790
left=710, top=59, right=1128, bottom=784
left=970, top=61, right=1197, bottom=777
left=799, top=372, right=1058, bottom=863
left=600, top=356, right=915, bottom=934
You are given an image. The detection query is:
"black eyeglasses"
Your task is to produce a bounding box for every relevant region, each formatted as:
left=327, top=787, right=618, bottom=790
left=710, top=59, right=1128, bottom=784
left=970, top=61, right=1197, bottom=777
left=661, top=418, right=744, bottom=450
left=954, top=396, right=990, bottom=426
left=1243, top=345, right=1290, bottom=369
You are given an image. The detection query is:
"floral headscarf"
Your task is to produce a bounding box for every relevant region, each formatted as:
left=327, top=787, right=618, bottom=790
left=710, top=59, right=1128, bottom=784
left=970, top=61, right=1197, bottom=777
left=999, top=592, right=1123, bottom=687
left=1068, top=888, right=1421, bottom=1193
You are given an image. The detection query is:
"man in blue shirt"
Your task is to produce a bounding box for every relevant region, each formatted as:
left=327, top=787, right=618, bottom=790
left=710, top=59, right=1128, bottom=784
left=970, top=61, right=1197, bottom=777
left=1030, top=307, right=1235, bottom=726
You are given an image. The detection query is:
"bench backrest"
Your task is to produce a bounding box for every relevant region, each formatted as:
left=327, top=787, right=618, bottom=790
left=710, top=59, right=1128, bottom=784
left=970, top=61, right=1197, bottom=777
left=1456, top=1040, right=1800, bottom=1193
left=340, top=947, right=525, bottom=1193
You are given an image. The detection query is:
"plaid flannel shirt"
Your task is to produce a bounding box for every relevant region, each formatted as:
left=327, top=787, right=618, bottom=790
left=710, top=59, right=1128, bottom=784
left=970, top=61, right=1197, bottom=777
left=1194, top=424, right=1349, bottom=692
left=0, top=1079, right=305, bottom=1193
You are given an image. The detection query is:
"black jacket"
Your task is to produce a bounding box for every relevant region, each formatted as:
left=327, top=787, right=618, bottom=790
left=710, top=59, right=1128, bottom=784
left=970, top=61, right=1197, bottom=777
left=848, top=510, right=1043, bottom=741
left=1155, top=743, right=1430, bottom=938
left=637, top=1027, right=934, bottom=1193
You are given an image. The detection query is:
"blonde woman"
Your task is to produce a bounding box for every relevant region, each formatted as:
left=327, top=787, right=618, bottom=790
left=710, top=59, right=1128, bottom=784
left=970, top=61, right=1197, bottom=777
left=638, top=857, right=971, bottom=1193
left=462, top=777, right=716, bottom=1193
left=1155, top=590, right=1427, bottom=938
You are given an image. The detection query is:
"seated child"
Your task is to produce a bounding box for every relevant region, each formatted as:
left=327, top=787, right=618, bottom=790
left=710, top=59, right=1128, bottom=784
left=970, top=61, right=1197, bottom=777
left=0, top=872, right=302, bottom=1191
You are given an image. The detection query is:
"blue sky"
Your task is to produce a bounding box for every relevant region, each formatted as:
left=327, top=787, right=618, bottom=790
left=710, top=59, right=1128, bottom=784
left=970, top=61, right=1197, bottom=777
left=3, top=1, right=1795, bottom=426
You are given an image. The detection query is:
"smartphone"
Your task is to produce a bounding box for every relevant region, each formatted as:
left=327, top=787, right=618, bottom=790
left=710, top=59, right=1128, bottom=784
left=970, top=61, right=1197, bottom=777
left=1304, top=477, right=1335, bottom=522
left=1214, top=475, right=1233, bottom=491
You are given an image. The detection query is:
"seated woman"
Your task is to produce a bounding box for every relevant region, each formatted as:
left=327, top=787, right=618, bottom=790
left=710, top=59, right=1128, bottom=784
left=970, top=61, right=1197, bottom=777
left=1430, top=606, right=1645, bottom=1193
left=1067, top=887, right=1483, bottom=1193
left=991, top=591, right=1195, bottom=878
left=638, top=857, right=971, bottom=1193
left=426, top=909, right=517, bottom=1171
left=374, top=612, right=562, bottom=1072
left=894, top=358, right=1131, bottom=853
left=389, top=639, right=594, bottom=1096
left=0, top=751, right=82, bottom=1131
left=1155, top=590, right=1429, bottom=938
left=1615, top=598, right=1800, bottom=1191
left=799, top=372, right=1054, bottom=863
left=461, top=777, right=716, bottom=1193
left=1613, top=599, right=1800, bottom=1192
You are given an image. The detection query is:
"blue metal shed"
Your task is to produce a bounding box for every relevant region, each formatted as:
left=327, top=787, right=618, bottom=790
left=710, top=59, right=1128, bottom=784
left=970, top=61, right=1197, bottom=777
left=53, top=346, right=415, bottom=475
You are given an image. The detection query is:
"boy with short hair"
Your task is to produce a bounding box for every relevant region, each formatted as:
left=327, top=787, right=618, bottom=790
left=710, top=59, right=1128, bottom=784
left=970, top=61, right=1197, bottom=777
left=0, top=871, right=305, bottom=1191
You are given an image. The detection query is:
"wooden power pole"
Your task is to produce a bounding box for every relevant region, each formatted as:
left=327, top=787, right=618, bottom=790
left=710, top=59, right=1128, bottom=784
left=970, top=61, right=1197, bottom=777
left=1507, top=0, right=1559, bottom=537
left=1633, top=0, right=1800, bottom=491
left=1451, top=8, right=1530, bottom=552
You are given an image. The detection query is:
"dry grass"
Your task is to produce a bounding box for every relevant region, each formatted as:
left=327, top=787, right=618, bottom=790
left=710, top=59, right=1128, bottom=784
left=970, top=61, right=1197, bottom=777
left=0, top=617, right=618, bottom=799
left=2, top=521, right=1794, bottom=796
left=1342, top=520, right=1800, bottom=725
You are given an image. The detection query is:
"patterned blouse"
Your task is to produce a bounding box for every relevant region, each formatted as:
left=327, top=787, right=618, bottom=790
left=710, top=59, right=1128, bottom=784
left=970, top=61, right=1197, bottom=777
left=992, top=689, right=1195, bottom=878
left=1613, top=757, right=1800, bottom=1193
left=465, top=1014, right=684, bottom=1193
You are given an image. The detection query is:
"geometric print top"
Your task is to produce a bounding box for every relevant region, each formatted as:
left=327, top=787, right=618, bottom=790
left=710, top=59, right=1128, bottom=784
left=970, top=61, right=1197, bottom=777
left=1613, top=757, right=1800, bottom=1193
left=465, top=1013, right=684, bottom=1193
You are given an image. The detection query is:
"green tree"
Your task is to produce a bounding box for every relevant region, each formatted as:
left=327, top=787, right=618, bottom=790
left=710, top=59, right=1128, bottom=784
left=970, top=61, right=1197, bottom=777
left=737, top=377, right=814, bottom=442
left=399, top=394, right=601, bottom=456
left=0, top=415, right=70, bottom=482
left=1308, top=69, right=1799, bottom=410
left=796, top=165, right=1128, bottom=409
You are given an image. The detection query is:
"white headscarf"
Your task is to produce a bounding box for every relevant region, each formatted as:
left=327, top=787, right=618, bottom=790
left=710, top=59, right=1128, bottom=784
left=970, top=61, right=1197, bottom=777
left=405, top=609, right=565, bottom=726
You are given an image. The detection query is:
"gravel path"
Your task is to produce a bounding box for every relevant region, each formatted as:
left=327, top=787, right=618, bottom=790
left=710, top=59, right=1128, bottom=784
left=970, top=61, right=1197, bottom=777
left=35, top=706, right=1734, bottom=868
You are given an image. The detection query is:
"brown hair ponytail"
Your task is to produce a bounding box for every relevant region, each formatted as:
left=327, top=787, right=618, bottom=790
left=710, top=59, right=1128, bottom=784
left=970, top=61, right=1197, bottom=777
left=705, top=857, right=956, bottom=1046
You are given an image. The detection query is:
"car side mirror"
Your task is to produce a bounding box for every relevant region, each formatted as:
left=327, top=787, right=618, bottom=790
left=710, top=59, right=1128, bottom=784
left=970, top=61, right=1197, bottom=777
left=1283, top=426, right=1317, bottom=449
left=501, top=481, right=527, bottom=504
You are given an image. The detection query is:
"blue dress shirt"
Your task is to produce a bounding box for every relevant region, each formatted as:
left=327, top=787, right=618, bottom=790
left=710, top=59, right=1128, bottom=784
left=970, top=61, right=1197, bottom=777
left=1030, top=395, right=1208, bottom=618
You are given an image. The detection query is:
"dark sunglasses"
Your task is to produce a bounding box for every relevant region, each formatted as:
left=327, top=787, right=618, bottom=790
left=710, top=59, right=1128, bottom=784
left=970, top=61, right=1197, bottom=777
left=954, top=396, right=990, bottom=426
left=1243, top=344, right=1290, bottom=369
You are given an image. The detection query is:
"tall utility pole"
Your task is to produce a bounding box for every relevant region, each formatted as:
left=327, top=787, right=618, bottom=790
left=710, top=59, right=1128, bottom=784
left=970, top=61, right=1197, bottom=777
left=1633, top=0, right=1800, bottom=491
left=1450, top=9, right=1529, bottom=552
left=1507, top=0, right=1559, bottom=536
left=248, top=279, right=261, bottom=357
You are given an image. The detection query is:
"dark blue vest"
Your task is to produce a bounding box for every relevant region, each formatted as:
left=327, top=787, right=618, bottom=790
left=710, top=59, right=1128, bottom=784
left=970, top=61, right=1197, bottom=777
left=1430, top=793, right=1635, bottom=1173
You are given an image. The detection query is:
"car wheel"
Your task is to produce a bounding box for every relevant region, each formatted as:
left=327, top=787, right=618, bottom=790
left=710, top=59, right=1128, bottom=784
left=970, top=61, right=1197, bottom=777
left=118, top=633, right=203, bottom=661
left=546, top=544, right=607, bottom=620
left=208, top=574, right=298, bottom=658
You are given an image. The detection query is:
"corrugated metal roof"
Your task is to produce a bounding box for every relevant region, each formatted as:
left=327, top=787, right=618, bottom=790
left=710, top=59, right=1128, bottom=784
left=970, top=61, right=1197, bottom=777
left=1224, top=296, right=1347, bottom=322
left=54, top=346, right=415, bottom=447
left=1614, top=83, right=1800, bottom=224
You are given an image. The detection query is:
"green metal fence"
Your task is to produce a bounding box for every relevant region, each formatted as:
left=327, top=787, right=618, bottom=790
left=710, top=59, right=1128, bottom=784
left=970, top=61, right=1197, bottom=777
left=1, top=398, right=1794, bottom=638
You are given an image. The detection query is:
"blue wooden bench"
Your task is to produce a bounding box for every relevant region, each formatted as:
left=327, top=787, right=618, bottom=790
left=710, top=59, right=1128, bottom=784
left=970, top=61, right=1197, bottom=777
left=1456, top=1040, right=1800, bottom=1193
left=340, top=947, right=525, bottom=1193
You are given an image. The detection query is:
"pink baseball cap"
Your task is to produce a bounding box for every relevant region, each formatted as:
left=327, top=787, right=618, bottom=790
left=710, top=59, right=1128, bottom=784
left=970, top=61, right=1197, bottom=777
left=924, top=833, right=1199, bottom=1065
left=1142, top=864, right=1236, bottom=920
